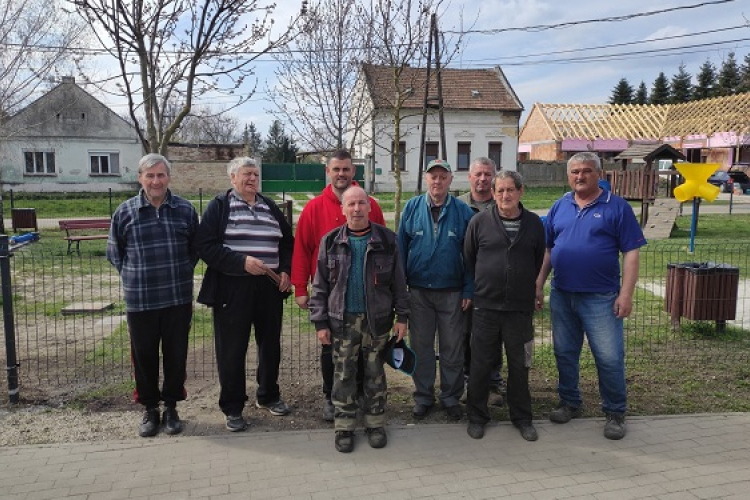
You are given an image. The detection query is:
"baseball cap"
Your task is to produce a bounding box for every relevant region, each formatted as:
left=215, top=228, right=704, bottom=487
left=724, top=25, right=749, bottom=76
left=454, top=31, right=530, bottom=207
left=383, top=337, right=417, bottom=375
left=425, top=159, right=452, bottom=173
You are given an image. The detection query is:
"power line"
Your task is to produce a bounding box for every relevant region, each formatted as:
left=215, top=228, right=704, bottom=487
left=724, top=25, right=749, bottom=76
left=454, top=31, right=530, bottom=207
left=467, top=24, right=749, bottom=62
left=446, top=0, right=736, bottom=35
left=489, top=37, right=750, bottom=66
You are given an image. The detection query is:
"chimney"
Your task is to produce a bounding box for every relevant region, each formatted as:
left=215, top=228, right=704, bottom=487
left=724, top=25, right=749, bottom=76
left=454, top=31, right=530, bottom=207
left=61, top=76, right=75, bottom=84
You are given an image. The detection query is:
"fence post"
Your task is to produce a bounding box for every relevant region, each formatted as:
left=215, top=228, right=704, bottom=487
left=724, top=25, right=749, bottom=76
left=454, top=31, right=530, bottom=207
left=9, top=189, right=13, bottom=210
left=0, top=235, right=19, bottom=403
left=285, top=200, right=293, bottom=228
left=108, top=188, right=113, bottom=217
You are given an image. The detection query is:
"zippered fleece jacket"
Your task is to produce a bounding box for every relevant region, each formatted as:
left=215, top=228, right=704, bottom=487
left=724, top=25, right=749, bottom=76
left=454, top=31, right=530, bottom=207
left=463, top=204, right=545, bottom=311
left=397, top=194, right=475, bottom=298
left=309, top=223, right=409, bottom=335
left=291, top=182, right=385, bottom=297
left=196, top=190, right=294, bottom=307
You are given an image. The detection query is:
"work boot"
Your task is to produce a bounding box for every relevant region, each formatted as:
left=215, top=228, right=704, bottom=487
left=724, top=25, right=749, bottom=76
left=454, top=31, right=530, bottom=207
left=139, top=407, right=160, bottom=438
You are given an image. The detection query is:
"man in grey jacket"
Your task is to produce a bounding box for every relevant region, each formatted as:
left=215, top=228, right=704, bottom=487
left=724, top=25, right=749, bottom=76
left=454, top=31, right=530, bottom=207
left=309, top=186, right=409, bottom=453
left=463, top=171, right=545, bottom=441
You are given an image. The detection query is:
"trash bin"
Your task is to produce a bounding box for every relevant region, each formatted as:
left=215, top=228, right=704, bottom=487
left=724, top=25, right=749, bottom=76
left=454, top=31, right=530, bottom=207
left=665, top=262, right=739, bottom=330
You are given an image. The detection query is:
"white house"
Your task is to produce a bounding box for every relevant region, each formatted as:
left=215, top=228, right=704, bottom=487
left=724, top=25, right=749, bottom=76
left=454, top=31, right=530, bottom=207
left=0, top=77, right=143, bottom=192
left=349, top=64, right=523, bottom=192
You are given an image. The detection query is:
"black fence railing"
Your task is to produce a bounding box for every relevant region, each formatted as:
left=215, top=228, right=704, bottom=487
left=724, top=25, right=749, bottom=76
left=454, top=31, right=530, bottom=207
left=2, top=238, right=750, bottom=403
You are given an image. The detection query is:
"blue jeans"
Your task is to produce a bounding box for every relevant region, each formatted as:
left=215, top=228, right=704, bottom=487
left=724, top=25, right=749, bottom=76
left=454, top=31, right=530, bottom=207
left=550, top=288, right=626, bottom=414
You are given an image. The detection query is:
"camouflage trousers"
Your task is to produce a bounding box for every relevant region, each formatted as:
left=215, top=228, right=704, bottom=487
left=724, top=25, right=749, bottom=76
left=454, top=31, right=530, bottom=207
left=332, top=313, right=389, bottom=431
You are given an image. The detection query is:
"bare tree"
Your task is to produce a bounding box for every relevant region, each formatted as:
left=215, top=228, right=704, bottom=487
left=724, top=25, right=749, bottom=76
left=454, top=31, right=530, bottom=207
left=0, top=0, right=86, bottom=116
left=363, top=0, right=456, bottom=230
left=72, top=0, right=308, bottom=155
left=0, top=0, right=87, bottom=233
left=269, top=0, right=373, bottom=152
left=172, top=105, right=241, bottom=144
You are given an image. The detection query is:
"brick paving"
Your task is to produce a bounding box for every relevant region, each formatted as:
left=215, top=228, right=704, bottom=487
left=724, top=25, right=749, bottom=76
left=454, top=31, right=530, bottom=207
left=1, top=413, right=749, bottom=499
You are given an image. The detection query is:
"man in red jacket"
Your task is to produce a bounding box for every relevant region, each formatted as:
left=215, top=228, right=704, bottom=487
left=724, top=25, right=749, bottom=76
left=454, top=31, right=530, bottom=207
left=291, top=150, right=385, bottom=421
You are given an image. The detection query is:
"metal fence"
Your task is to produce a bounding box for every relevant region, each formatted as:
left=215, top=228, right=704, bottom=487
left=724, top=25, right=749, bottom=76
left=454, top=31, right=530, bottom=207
left=2, top=236, right=750, bottom=403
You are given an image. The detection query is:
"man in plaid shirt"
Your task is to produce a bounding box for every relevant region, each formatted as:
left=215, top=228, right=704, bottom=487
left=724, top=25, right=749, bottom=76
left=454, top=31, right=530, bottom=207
left=107, top=153, right=199, bottom=438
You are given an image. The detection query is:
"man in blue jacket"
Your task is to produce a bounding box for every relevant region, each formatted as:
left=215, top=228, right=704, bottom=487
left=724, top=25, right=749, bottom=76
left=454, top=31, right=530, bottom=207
left=398, top=159, right=474, bottom=421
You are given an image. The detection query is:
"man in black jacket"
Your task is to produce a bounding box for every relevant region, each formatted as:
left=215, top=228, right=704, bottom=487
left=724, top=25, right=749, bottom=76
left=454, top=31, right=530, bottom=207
left=463, top=171, right=545, bottom=441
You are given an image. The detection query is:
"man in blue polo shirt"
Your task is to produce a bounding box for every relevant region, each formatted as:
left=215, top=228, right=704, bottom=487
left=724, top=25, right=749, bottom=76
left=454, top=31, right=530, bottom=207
left=536, top=152, right=646, bottom=440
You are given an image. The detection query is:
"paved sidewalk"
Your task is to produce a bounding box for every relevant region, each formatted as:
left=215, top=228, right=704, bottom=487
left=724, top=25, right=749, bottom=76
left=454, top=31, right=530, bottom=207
left=1, top=413, right=749, bottom=499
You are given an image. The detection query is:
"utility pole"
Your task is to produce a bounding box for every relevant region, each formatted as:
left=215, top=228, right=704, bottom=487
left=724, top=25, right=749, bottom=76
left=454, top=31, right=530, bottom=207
left=416, top=12, right=446, bottom=194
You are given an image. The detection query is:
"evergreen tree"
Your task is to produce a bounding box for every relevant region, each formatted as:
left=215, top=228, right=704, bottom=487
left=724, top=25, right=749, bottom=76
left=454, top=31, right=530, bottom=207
left=609, top=78, right=634, bottom=104
left=650, top=72, right=670, bottom=104
left=740, top=52, right=750, bottom=93
left=670, top=63, right=693, bottom=103
left=634, top=81, right=648, bottom=104
left=694, top=59, right=717, bottom=100
left=263, top=120, right=298, bottom=163
left=243, top=123, right=263, bottom=157
left=717, top=51, right=741, bottom=96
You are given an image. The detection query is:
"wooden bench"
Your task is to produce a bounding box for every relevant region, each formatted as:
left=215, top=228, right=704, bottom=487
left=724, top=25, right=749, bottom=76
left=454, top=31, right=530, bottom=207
left=59, top=218, right=111, bottom=255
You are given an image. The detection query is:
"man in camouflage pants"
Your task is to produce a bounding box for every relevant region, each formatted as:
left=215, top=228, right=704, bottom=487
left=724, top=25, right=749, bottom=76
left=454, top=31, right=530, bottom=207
left=309, top=186, right=409, bottom=453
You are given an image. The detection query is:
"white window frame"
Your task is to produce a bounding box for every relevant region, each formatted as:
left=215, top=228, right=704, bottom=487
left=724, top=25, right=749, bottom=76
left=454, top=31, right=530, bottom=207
left=23, top=150, right=56, bottom=176
left=89, top=151, right=121, bottom=176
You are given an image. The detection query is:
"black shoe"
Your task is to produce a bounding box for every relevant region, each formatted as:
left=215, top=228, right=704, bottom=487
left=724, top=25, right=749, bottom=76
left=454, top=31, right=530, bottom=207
left=322, top=399, right=335, bottom=422
left=256, top=399, right=291, bottom=416
left=549, top=402, right=582, bottom=423
left=225, top=414, right=248, bottom=432
left=139, top=408, right=160, bottom=438
left=604, top=413, right=626, bottom=440
left=467, top=422, right=485, bottom=439
left=489, top=380, right=506, bottom=395
left=366, top=427, right=387, bottom=449
left=162, top=407, right=183, bottom=435
left=412, top=403, right=432, bottom=419
left=516, top=422, right=538, bottom=442
left=445, top=404, right=463, bottom=421
left=335, top=430, right=354, bottom=453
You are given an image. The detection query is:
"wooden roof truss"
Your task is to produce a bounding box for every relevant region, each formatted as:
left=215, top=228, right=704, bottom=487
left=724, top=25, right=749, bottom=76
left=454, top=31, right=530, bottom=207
left=536, top=92, right=750, bottom=141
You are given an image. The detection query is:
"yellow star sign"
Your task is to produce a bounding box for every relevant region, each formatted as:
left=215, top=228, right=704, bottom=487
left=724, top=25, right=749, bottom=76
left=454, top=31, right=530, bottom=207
left=672, top=163, right=721, bottom=203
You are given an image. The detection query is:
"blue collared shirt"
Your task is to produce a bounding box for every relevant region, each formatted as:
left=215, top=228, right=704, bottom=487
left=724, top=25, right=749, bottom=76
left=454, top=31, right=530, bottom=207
left=107, top=189, right=199, bottom=312
left=545, top=190, right=646, bottom=293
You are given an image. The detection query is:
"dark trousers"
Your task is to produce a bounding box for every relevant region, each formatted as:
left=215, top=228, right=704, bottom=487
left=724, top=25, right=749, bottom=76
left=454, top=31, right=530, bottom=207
left=127, top=303, right=192, bottom=409
left=463, top=308, right=504, bottom=384
left=467, top=308, right=534, bottom=426
left=213, top=274, right=283, bottom=415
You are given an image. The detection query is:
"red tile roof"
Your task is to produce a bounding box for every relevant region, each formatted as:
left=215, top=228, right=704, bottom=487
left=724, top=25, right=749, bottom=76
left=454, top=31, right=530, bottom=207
left=361, top=64, right=523, bottom=112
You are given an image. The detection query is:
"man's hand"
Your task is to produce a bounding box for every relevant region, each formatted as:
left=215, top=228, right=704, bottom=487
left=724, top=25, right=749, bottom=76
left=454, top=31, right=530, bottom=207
left=317, top=328, right=331, bottom=345
left=393, top=322, right=407, bottom=341
left=244, top=256, right=267, bottom=275
left=278, top=272, right=291, bottom=293
left=295, top=295, right=309, bottom=310
left=614, top=294, right=633, bottom=318
left=535, top=288, right=545, bottom=311
left=461, top=298, right=472, bottom=312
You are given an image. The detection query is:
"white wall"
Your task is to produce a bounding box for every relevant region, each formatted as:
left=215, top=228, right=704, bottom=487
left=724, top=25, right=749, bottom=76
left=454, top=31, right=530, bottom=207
left=365, top=109, right=520, bottom=192
left=0, top=136, right=142, bottom=192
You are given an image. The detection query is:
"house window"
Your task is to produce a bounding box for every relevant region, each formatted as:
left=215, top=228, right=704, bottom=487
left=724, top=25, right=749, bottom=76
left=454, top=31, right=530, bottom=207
left=90, top=152, right=120, bottom=175
left=391, top=141, right=406, bottom=171
left=456, top=142, right=471, bottom=171
left=488, top=142, right=503, bottom=169
left=425, top=142, right=439, bottom=167
left=24, top=151, right=56, bottom=175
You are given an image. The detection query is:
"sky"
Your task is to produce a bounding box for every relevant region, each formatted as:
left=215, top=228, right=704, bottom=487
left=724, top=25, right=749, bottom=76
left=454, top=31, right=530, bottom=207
left=92, top=0, right=749, bottom=143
